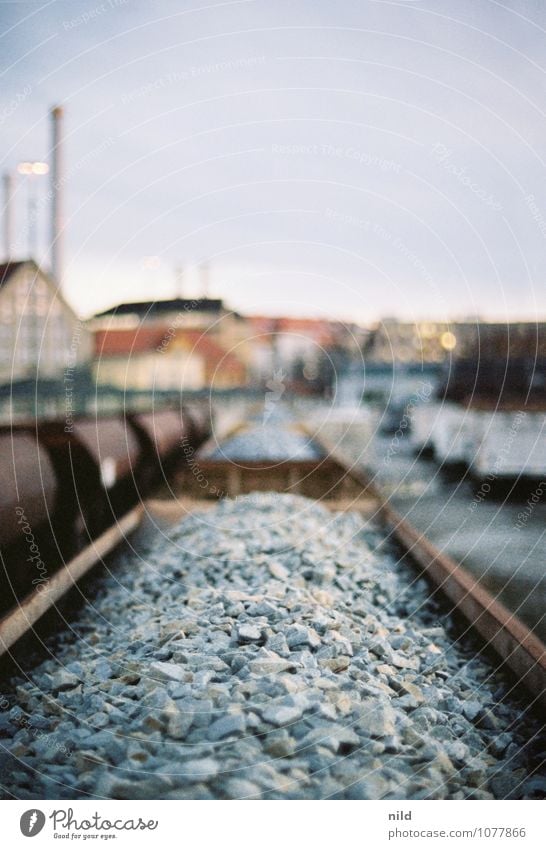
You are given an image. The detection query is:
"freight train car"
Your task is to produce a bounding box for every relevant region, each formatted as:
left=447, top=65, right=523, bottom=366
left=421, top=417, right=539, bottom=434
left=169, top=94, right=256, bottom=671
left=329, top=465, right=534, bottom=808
left=0, top=405, right=211, bottom=616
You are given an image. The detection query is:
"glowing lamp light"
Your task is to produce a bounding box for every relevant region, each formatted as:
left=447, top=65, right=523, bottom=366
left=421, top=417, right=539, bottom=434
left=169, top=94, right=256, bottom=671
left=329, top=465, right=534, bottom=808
left=17, top=161, right=49, bottom=175
left=440, top=331, right=457, bottom=351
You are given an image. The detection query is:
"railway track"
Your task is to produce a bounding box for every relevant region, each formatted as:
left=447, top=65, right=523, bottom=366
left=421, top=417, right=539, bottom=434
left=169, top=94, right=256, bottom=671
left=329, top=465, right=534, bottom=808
left=1, top=414, right=544, bottom=713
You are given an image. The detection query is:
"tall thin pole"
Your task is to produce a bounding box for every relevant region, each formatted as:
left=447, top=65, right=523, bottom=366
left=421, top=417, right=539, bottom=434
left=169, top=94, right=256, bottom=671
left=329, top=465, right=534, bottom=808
left=200, top=261, right=210, bottom=297
left=28, top=174, right=38, bottom=258
left=3, top=172, right=13, bottom=260
left=175, top=265, right=184, bottom=298
left=50, top=105, right=64, bottom=285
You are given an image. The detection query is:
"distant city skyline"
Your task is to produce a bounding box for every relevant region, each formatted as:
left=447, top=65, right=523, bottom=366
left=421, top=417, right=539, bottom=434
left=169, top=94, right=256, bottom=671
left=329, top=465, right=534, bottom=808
left=2, top=0, right=546, bottom=322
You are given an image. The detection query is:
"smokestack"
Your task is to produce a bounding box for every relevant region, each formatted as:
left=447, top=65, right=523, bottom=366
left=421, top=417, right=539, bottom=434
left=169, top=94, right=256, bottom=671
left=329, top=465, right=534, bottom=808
left=50, top=105, right=64, bottom=284
left=175, top=265, right=184, bottom=298
left=3, top=172, right=13, bottom=260
left=200, top=261, right=210, bottom=298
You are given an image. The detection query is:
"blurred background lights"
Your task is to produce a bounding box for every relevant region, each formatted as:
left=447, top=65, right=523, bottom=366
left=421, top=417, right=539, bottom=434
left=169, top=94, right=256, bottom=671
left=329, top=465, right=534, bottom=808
left=440, top=331, right=457, bottom=351
left=17, top=161, right=49, bottom=175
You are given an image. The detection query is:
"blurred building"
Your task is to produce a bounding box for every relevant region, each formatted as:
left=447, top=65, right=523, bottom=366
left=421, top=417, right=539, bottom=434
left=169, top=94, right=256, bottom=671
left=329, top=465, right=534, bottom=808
left=368, top=319, right=546, bottom=367
left=168, top=330, right=246, bottom=389
left=93, top=326, right=205, bottom=391
left=90, top=298, right=367, bottom=393
left=438, top=322, right=546, bottom=403
left=245, top=315, right=365, bottom=383
left=367, top=319, right=462, bottom=364
left=0, top=260, right=91, bottom=386
left=91, top=297, right=247, bottom=391
left=91, top=296, right=229, bottom=331
left=367, top=318, right=546, bottom=403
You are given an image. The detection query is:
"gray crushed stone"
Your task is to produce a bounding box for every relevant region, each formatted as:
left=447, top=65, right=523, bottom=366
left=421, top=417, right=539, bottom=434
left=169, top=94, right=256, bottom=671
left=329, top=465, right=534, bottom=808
left=205, top=410, right=322, bottom=461
left=1, top=494, right=544, bottom=800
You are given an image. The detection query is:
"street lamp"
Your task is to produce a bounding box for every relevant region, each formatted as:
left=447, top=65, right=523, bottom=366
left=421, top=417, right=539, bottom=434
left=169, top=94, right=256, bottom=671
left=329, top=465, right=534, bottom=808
left=17, top=161, right=49, bottom=176
left=17, top=160, right=49, bottom=258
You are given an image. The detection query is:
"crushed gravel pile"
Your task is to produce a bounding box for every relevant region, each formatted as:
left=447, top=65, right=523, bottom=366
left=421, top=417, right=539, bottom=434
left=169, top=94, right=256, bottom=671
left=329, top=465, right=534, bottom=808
left=1, top=494, right=544, bottom=800
left=206, top=426, right=322, bottom=462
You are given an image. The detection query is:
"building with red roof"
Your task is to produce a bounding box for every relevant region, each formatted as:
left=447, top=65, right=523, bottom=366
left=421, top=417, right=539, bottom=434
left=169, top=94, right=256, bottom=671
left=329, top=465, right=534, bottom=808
left=93, top=323, right=246, bottom=391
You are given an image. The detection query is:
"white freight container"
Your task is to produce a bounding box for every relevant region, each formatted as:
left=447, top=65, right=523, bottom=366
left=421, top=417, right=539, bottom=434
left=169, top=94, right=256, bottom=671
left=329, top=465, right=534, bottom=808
left=431, top=403, right=482, bottom=467
left=471, top=410, right=546, bottom=479
left=304, top=404, right=378, bottom=457
left=410, top=401, right=444, bottom=453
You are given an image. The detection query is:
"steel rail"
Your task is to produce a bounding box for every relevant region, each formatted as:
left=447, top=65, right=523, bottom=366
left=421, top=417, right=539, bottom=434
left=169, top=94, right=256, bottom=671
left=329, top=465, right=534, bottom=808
left=316, top=442, right=546, bottom=710
left=0, top=504, right=144, bottom=656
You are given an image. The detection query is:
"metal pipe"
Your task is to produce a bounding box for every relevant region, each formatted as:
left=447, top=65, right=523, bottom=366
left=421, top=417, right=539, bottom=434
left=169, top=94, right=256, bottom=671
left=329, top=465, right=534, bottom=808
left=3, top=172, right=13, bottom=260
left=50, top=105, right=64, bottom=284
left=28, top=175, right=37, bottom=258
left=200, top=261, right=210, bottom=297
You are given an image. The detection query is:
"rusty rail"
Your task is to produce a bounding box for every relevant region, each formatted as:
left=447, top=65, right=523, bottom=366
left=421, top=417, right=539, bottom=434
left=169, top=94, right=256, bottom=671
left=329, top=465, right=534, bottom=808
left=380, top=498, right=546, bottom=708
left=311, top=441, right=546, bottom=710
left=0, top=504, right=143, bottom=656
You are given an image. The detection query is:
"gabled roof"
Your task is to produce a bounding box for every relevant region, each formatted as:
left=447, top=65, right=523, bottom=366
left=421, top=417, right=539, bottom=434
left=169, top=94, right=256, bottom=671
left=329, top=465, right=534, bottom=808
left=94, top=298, right=225, bottom=319
left=0, top=259, right=81, bottom=320
left=0, top=260, right=29, bottom=288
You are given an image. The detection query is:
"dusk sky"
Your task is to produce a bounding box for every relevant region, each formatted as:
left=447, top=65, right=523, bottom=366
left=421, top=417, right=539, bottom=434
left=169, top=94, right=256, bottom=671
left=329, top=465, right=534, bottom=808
left=2, top=0, right=546, bottom=323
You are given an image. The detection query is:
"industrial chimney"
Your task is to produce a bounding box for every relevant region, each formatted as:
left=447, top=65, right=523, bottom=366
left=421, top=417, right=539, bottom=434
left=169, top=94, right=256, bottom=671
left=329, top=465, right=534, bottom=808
left=200, top=261, right=210, bottom=298
left=3, top=172, right=13, bottom=261
left=50, top=105, right=64, bottom=284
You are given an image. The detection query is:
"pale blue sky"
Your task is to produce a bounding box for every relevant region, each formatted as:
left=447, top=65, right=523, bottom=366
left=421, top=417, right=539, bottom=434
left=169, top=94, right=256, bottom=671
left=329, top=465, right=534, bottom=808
left=2, top=0, right=546, bottom=323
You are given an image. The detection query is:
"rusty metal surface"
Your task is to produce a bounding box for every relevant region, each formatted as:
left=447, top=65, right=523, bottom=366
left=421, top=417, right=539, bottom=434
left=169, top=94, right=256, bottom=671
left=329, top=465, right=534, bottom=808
left=0, top=504, right=144, bottom=657
left=380, top=499, right=546, bottom=708
left=132, top=409, right=190, bottom=458
left=322, top=450, right=546, bottom=709
left=0, top=431, right=57, bottom=548
left=184, top=403, right=213, bottom=446
left=295, top=428, right=546, bottom=707
left=174, top=456, right=369, bottom=502
left=69, top=417, right=142, bottom=486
